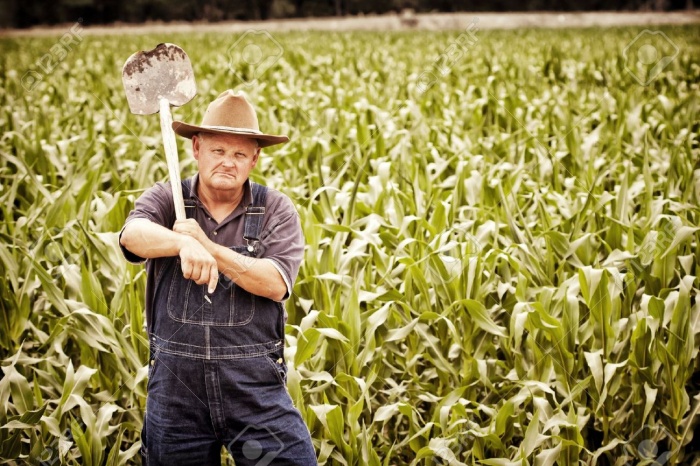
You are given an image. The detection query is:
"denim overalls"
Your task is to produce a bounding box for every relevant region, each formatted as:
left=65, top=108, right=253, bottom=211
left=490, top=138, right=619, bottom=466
left=141, top=180, right=316, bottom=465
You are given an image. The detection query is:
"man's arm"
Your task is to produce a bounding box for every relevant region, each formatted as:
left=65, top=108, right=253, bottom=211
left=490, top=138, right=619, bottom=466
left=211, top=246, right=287, bottom=302
left=121, top=218, right=219, bottom=293
left=172, top=219, right=287, bottom=302
left=120, top=218, right=184, bottom=258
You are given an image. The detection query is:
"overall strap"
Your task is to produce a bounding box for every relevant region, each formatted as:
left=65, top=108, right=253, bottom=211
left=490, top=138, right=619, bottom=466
left=181, top=178, right=196, bottom=218
left=243, top=182, right=268, bottom=252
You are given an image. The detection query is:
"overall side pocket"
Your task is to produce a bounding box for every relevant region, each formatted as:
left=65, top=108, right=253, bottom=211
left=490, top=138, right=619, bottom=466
left=264, top=352, right=288, bottom=386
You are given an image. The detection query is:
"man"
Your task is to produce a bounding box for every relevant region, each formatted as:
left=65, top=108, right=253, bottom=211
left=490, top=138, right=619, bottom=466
left=119, top=90, right=316, bottom=465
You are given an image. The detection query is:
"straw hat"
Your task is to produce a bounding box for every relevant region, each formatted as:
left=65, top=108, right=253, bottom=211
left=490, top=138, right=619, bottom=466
left=172, top=90, right=288, bottom=148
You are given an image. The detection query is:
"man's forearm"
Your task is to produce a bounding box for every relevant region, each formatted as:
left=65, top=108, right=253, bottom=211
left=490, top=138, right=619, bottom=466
left=208, top=243, right=287, bottom=302
left=120, top=218, right=187, bottom=259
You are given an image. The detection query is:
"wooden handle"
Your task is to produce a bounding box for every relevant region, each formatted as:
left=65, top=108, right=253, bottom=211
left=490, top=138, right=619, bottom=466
left=159, top=98, right=186, bottom=221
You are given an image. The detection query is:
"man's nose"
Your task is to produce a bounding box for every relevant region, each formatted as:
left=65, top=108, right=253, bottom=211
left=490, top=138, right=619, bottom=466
left=221, top=155, right=236, bottom=167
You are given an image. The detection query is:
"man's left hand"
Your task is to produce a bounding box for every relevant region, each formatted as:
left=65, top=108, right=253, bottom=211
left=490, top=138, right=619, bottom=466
left=174, top=219, right=213, bottom=250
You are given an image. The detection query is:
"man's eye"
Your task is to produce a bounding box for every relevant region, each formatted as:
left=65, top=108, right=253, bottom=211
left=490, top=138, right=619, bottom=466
left=213, top=149, right=224, bottom=154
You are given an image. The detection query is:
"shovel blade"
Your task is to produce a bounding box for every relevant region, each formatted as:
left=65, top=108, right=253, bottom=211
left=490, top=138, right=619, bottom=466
left=122, top=43, right=196, bottom=115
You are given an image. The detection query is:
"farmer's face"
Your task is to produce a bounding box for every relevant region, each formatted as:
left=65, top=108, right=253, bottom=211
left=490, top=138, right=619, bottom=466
left=192, top=133, right=259, bottom=194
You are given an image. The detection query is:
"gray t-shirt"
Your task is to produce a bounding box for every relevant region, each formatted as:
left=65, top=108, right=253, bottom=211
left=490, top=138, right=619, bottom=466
left=119, top=174, right=304, bottom=333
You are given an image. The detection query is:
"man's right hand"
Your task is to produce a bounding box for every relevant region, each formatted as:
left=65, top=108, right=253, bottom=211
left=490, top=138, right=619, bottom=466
left=179, top=236, right=219, bottom=294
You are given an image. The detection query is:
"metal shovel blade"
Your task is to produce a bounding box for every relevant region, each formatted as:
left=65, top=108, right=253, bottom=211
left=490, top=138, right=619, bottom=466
left=122, top=43, right=196, bottom=115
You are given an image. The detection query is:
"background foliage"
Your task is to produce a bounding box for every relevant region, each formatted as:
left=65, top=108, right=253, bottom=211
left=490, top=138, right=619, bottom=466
left=1, top=25, right=699, bottom=464
left=1, top=0, right=696, bottom=29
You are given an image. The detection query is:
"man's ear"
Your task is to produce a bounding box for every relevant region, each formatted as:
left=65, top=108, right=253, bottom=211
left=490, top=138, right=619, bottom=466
left=192, top=134, right=201, bottom=161
left=252, top=147, right=261, bottom=166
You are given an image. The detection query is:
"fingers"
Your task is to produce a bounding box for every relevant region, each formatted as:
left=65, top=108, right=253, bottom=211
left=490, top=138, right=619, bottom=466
left=173, top=219, right=200, bottom=236
left=179, top=237, right=218, bottom=289
left=182, top=258, right=216, bottom=285
left=196, top=261, right=218, bottom=292
left=207, top=263, right=219, bottom=294
left=181, top=258, right=194, bottom=279
left=181, top=257, right=217, bottom=286
left=174, top=219, right=197, bottom=227
left=172, top=219, right=188, bottom=233
left=183, top=260, right=216, bottom=285
left=191, top=263, right=203, bottom=283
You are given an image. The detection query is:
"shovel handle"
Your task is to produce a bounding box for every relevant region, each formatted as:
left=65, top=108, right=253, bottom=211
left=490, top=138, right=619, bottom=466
left=159, top=98, right=187, bottom=222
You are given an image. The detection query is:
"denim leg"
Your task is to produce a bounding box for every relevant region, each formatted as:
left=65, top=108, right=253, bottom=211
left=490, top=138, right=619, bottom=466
left=142, top=352, right=222, bottom=465
left=218, top=355, right=317, bottom=466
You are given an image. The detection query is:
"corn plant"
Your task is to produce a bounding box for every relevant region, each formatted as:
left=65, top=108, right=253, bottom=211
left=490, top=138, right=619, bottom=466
left=0, top=25, right=699, bottom=465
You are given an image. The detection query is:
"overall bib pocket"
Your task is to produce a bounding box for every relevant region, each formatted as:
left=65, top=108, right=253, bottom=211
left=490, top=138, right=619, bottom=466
left=166, top=246, right=256, bottom=326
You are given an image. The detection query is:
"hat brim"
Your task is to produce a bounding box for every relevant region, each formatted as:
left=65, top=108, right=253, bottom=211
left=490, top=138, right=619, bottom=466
left=172, top=121, right=289, bottom=148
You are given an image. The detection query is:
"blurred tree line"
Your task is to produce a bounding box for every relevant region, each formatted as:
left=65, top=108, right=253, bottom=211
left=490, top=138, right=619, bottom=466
left=0, top=0, right=695, bottom=29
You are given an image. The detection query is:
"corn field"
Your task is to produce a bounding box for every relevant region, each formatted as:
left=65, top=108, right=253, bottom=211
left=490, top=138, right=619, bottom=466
left=1, top=24, right=699, bottom=465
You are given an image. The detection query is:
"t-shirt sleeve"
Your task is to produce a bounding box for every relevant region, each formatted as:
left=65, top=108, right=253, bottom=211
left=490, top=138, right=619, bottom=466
left=260, top=195, right=305, bottom=301
left=119, top=182, right=175, bottom=264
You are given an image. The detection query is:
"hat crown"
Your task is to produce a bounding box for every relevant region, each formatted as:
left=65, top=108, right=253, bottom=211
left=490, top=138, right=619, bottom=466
left=201, top=90, right=259, bottom=132
left=171, top=89, right=288, bottom=147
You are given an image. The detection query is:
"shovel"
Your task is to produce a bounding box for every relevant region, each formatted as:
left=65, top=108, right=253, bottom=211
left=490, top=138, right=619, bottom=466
left=122, top=43, right=196, bottom=222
